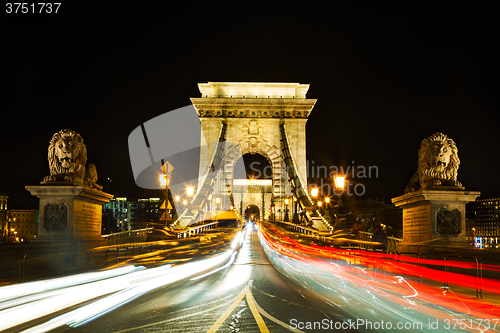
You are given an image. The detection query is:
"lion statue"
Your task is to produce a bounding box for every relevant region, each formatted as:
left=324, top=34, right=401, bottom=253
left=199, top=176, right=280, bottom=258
left=405, top=132, right=462, bottom=193
left=43, top=129, right=102, bottom=189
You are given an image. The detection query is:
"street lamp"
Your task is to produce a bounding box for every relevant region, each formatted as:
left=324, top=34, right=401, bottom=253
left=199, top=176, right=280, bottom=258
left=334, top=176, right=346, bottom=193
left=215, top=197, right=220, bottom=211
left=186, top=186, right=194, bottom=197
left=159, top=174, right=168, bottom=187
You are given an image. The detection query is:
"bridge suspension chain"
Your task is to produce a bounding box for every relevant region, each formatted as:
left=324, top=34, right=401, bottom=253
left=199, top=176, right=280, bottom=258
left=172, top=121, right=238, bottom=228
left=279, top=123, right=332, bottom=231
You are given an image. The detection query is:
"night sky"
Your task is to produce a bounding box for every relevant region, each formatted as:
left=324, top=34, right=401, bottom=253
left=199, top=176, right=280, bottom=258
left=2, top=2, right=499, bottom=209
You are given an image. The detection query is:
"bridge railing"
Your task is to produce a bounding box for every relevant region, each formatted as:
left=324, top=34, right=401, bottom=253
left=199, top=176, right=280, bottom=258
left=0, top=241, right=175, bottom=284
left=271, top=221, right=402, bottom=253
left=273, top=220, right=331, bottom=242
left=358, top=231, right=402, bottom=253
left=102, top=227, right=154, bottom=246
left=173, top=221, right=220, bottom=239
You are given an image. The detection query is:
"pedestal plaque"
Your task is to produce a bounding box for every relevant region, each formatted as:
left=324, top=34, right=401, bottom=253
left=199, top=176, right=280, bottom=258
left=392, top=188, right=480, bottom=255
left=26, top=185, right=113, bottom=250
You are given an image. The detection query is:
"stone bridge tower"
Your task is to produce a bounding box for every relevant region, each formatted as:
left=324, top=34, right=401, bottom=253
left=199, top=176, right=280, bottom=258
left=191, top=82, right=316, bottom=220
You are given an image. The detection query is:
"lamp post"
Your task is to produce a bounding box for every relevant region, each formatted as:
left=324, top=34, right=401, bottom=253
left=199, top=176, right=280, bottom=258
left=159, top=174, right=169, bottom=225
left=310, top=187, right=319, bottom=217
left=292, top=196, right=299, bottom=223
left=333, top=175, right=346, bottom=229
left=324, top=196, right=332, bottom=223
left=284, top=198, right=290, bottom=222
left=160, top=161, right=174, bottom=226
left=185, top=186, right=194, bottom=213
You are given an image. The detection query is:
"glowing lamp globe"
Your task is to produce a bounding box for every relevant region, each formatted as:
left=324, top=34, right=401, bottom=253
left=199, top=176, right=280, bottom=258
left=334, top=176, right=346, bottom=190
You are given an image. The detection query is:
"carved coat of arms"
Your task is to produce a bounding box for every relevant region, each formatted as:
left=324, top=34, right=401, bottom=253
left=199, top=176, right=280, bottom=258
left=243, top=120, right=264, bottom=151
left=45, top=203, right=68, bottom=230
left=436, top=209, right=460, bottom=235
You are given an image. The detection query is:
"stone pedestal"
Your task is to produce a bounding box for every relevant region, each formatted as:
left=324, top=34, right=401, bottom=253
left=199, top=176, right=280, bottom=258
left=392, top=188, right=480, bottom=255
left=26, top=184, right=113, bottom=251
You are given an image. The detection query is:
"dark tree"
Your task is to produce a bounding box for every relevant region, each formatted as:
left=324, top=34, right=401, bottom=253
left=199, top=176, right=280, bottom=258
left=102, top=208, right=120, bottom=234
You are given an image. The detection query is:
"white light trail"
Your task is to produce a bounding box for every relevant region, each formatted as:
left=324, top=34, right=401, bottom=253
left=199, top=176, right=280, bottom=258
left=0, top=243, right=239, bottom=332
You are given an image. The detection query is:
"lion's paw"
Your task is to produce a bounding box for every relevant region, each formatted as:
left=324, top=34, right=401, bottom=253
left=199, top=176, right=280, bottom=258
left=43, top=175, right=54, bottom=182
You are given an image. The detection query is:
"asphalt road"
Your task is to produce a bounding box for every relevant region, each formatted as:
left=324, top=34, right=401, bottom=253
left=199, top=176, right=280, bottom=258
left=41, top=227, right=340, bottom=333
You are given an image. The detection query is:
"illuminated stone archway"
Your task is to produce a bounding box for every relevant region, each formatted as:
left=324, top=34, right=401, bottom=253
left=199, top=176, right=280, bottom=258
left=244, top=204, right=260, bottom=222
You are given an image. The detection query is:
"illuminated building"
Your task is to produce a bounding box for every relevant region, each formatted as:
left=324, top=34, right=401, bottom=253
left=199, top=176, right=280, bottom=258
left=8, top=209, right=39, bottom=242
left=103, top=197, right=161, bottom=230
left=474, top=198, right=500, bottom=248
left=0, top=193, right=8, bottom=242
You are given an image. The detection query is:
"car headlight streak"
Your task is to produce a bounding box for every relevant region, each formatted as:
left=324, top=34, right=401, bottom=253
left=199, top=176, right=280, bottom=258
left=0, top=239, right=241, bottom=332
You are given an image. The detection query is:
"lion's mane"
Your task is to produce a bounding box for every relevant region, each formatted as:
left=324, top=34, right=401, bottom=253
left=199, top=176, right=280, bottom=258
left=405, top=132, right=462, bottom=192
left=44, top=129, right=87, bottom=183
left=419, top=133, right=460, bottom=184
